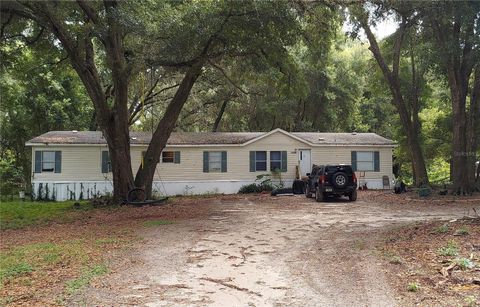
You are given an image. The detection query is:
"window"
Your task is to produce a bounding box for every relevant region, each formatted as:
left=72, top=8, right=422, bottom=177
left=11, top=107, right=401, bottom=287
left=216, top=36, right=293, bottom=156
left=270, top=151, right=287, bottom=172
left=34, top=151, right=61, bottom=173
left=203, top=151, right=227, bottom=173
left=352, top=151, right=380, bottom=172
left=141, top=151, right=180, bottom=165
left=270, top=151, right=282, bottom=171
left=42, top=151, right=55, bottom=172
left=357, top=152, right=374, bottom=171
left=255, top=151, right=267, bottom=171
left=101, top=151, right=112, bottom=173
left=208, top=152, right=222, bottom=172
left=162, top=151, right=175, bottom=163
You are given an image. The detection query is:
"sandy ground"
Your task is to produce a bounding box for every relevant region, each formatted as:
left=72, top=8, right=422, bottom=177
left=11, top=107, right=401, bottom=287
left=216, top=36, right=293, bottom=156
left=79, top=192, right=479, bottom=306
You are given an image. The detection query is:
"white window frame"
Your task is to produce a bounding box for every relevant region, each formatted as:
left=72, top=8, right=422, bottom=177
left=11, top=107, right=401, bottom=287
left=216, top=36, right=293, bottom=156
left=356, top=151, right=374, bottom=172
left=41, top=151, right=56, bottom=172
left=208, top=151, right=222, bottom=173
left=270, top=151, right=283, bottom=171
left=255, top=151, right=267, bottom=171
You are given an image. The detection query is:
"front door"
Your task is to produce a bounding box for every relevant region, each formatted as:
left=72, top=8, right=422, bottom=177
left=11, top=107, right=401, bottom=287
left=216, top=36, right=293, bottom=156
left=299, top=149, right=311, bottom=177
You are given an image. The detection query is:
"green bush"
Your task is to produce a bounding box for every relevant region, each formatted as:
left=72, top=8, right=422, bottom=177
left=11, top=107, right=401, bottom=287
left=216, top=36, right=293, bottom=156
left=0, top=150, right=25, bottom=199
left=238, top=182, right=276, bottom=194
left=238, top=183, right=261, bottom=194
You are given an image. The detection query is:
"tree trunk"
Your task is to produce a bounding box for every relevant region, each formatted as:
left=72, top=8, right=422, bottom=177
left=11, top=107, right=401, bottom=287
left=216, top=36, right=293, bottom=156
left=467, top=66, right=480, bottom=189
left=134, top=60, right=205, bottom=198
left=212, top=97, right=229, bottom=132
left=358, top=13, right=429, bottom=186
left=103, top=125, right=135, bottom=201
left=447, top=65, right=472, bottom=194
left=428, top=8, right=477, bottom=194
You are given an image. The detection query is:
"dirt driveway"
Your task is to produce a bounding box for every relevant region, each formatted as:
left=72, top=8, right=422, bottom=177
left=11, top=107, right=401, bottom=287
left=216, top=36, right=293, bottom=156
left=80, top=192, right=478, bottom=306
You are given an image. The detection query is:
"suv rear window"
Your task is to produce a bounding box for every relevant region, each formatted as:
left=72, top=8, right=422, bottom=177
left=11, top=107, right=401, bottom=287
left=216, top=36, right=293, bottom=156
left=325, top=165, right=353, bottom=174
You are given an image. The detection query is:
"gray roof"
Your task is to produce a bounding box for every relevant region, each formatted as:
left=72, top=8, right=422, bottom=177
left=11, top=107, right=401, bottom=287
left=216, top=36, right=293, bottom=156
left=291, top=132, right=394, bottom=145
left=26, top=130, right=395, bottom=146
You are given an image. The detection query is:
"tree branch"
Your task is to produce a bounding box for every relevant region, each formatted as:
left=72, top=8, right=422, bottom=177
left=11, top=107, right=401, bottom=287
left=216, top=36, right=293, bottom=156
left=208, top=60, right=249, bottom=95
left=76, top=0, right=100, bottom=24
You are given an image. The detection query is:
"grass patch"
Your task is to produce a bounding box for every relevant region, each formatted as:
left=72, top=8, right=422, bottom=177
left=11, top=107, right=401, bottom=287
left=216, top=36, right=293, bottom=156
left=143, top=220, right=174, bottom=227
left=0, top=262, right=33, bottom=281
left=0, top=241, right=90, bottom=284
left=452, top=258, right=475, bottom=270
left=65, top=264, right=108, bottom=295
left=454, top=226, right=470, bottom=236
left=437, top=240, right=459, bottom=257
left=0, top=200, right=93, bottom=230
left=434, top=224, right=449, bottom=234
left=407, top=282, right=420, bottom=292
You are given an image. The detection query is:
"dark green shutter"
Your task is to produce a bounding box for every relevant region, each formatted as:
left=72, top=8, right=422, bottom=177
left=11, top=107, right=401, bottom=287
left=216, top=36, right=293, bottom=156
left=203, top=151, right=209, bottom=173
left=34, top=151, right=42, bottom=173
left=281, top=151, right=287, bottom=172
left=374, top=151, right=380, bottom=172
left=54, top=151, right=62, bottom=173
left=174, top=151, right=181, bottom=164
left=221, top=151, right=227, bottom=172
left=101, top=151, right=109, bottom=173
left=351, top=151, right=357, bottom=171
left=249, top=151, right=255, bottom=172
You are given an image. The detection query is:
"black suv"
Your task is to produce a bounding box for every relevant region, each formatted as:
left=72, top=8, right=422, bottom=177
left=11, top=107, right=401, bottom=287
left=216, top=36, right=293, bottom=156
left=305, top=164, right=358, bottom=202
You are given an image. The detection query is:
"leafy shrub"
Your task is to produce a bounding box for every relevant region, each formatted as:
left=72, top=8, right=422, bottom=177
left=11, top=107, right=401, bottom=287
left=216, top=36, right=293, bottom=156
left=238, top=182, right=275, bottom=194
left=238, top=183, right=261, bottom=194
left=0, top=150, right=24, bottom=198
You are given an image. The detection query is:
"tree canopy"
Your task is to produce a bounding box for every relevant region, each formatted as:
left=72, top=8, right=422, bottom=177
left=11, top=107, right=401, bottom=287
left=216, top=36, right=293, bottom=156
left=1, top=0, right=479, bottom=198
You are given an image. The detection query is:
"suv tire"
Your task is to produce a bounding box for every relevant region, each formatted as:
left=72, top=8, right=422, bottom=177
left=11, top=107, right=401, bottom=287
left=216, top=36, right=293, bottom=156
left=305, top=186, right=313, bottom=198
left=315, top=186, right=324, bottom=202
left=332, top=172, right=348, bottom=189
left=349, top=190, right=357, bottom=201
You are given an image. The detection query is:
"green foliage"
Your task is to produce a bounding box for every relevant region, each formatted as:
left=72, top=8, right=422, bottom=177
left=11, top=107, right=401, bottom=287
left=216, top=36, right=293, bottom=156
left=454, top=227, right=470, bottom=236
left=2, top=0, right=476, bottom=192
left=407, top=282, right=420, bottom=292
left=0, top=262, right=33, bottom=282
left=238, top=183, right=262, bottom=194
left=0, top=150, right=24, bottom=198
left=238, top=174, right=277, bottom=193
left=65, top=264, right=108, bottom=295
left=0, top=200, right=92, bottom=230
left=434, top=224, right=449, bottom=234
left=452, top=258, right=475, bottom=270
left=437, top=240, right=459, bottom=257
left=0, top=39, right=93, bottom=189
left=0, top=241, right=91, bottom=285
